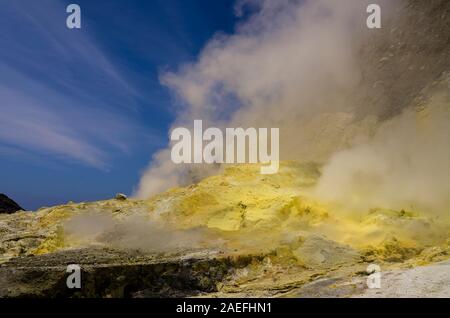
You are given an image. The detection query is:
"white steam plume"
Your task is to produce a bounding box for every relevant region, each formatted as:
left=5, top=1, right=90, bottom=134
left=135, top=0, right=398, bottom=199
left=315, top=92, right=450, bottom=214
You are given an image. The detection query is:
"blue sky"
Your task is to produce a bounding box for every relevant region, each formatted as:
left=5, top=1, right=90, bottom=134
left=0, top=0, right=237, bottom=210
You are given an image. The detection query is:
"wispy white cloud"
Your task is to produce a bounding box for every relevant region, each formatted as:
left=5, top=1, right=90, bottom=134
left=0, top=0, right=147, bottom=168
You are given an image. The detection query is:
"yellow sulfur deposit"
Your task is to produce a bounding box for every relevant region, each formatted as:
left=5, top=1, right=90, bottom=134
left=1, top=161, right=449, bottom=274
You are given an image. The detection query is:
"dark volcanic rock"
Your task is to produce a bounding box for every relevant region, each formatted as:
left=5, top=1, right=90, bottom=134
left=0, top=194, right=23, bottom=214
left=0, top=248, right=261, bottom=298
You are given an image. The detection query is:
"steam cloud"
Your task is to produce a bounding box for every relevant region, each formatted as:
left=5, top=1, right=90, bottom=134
left=136, top=0, right=381, bottom=197
left=64, top=210, right=220, bottom=252
left=315, top=93, right=450, bottom=214
left=135, top=0, right=449, bottom=217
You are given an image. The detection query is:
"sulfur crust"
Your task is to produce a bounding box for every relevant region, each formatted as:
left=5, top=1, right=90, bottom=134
left=1, top=161, right=449, bottom=271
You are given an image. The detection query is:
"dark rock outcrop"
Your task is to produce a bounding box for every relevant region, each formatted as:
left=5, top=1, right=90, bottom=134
left=0, top=194, right=23, bottom=214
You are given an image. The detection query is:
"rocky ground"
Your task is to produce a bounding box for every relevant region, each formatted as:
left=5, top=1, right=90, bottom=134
left=354, top=260, right=450, bottom=298
left=1, top=162, right=449, bottom=298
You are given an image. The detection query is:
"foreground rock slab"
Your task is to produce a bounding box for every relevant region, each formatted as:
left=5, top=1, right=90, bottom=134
left=354, top=260, right=450, bottom=298
left=0, top=248, right=261, bottom=298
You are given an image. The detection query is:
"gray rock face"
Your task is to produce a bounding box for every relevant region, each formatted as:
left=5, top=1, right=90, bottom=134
left=355, top=0, right=450, bottom=119
left=0, top=194, right=23, bottom=214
